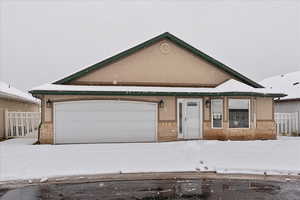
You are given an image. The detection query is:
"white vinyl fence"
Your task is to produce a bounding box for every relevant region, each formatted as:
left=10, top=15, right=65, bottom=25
left=275, top=112, right=299, bottom=136
left=5, top=111, right=41, bottom=138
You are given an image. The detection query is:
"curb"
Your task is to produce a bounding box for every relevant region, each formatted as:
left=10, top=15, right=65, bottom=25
left=1, top=171, right=300, bottom=189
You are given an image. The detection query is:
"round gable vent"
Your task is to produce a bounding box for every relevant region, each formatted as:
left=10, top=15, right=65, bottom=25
left=160, top=42, right=170, bottom=54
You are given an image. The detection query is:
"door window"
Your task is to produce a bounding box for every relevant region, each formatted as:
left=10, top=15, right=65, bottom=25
left=187, top=102, right=198, bottom=106
left=179, top=102, right=183, bottom=134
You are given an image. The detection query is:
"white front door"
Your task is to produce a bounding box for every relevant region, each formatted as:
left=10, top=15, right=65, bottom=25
left=177, top=99, right=203, bottom=139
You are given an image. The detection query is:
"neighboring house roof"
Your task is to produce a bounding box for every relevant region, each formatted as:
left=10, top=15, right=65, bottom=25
left=261, top=71, right=300, bottom=101
left=53, top=32, right=264, bottom=88
left=0, top=81, right=39, bottom=104
left=30, top=79, right=285, bottom=97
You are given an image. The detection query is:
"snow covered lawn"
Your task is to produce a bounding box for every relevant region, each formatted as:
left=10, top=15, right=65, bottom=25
left=1, top=137, right=300, bottom=181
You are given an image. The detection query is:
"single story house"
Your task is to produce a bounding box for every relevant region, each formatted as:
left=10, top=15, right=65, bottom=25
left=30, top=32, right=285, bottom=144
left=0, top=81, right=39, bottom=138
left=261, top=71, right=300, bottom=134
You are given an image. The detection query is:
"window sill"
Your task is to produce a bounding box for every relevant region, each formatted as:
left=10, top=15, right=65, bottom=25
left=228, top=127, right=251, bottom=129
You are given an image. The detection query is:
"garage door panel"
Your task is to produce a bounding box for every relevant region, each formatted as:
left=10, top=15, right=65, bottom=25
left=55, top=111, right=156, bottom=122
left=56, top=101, right=155, bottom=111
left=54, top=101, right=157, bottom=144
left=56, top=119, right=154, bottom=129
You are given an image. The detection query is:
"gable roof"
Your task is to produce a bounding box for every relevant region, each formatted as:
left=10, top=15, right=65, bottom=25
left=261, top=71, right=300, bottom=100
left=54, top=32, right=263, bottom=88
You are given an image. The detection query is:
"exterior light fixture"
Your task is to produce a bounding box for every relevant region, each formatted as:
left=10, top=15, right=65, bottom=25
left=159, top=99, right=165, bottom=108
left=46, top=99, right=52, bottom=107
left=205, top=99, right=211, bottom=108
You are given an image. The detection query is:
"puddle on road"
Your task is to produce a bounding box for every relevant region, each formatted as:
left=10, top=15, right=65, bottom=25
left=0, top=178, right=299, bottom=200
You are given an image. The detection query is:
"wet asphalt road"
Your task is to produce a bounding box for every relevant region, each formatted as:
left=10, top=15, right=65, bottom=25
left=1, top=178, right=300, bottom=200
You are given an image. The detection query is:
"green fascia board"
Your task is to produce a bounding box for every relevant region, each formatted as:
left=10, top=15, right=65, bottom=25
left=53, top=32, right=264, bottom=88
left=29, top=90, right=286, bottom=98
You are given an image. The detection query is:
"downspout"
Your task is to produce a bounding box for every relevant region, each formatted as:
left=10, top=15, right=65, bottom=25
left=33, top=94, right=43, bottom=144
left=37, top=121, right=42, bottom=144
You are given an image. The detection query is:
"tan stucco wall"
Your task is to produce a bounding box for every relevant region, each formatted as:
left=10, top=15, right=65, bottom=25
left=0, top=98, right=39, bottom=138
left=70, top=39, right=232, bottom=87
left=256, top=97, right=273, bottom=120
left=39, top=95, right=276, bottom=144
left=203, top=96, right=275, bottom=140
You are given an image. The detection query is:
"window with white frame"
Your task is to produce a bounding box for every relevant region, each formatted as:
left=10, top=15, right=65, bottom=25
left=229, top=99, right=250, bottom=128
left=211, top=99, right=223, bottom=128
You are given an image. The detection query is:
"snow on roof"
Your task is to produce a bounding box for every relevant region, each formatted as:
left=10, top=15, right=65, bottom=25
left=0, top=81, right=39, bottom=103
left=30, top=79, right=284, bottom=97
left=260, top=71, right=300, bottom=100
left=216, top=79, right=257, bottom=92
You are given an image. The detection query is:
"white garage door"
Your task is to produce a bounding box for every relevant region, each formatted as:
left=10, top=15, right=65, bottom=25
left=54, top=100, right=157, bottom=144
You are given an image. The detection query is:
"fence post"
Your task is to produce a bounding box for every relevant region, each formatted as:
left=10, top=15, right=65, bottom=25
left=281, top=114, right=284, bottom=134
left=25, top=113, right=30, bottom=136
left=20, top=112, right=24, bottom=137
left=4, top=109, right=8, bottom=138
left=293, top=112, right=298, bottom=135
left=9, top=113, right=13, bottom=137
left=289, top=113, right=292, bottom=136
left=295, top=112, right=299, bottom=135
left=15, top=113, right=19, bottom=137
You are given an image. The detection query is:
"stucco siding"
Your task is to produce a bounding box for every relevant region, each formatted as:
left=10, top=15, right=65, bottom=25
left=39, top=95, right=276, bottom=144
left=256, top=97, right=273, bottom=120
left=203, top=97, right=276, bottom=140
left=70, top=39, right=232, bottom=87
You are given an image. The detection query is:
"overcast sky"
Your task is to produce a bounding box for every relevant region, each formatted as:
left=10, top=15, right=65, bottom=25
left=0, top=0, right=299, bottom=91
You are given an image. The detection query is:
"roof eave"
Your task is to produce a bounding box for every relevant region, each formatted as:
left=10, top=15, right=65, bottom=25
left=275, top=98, right=300, bottom=102
left=29, top=90, right=285, bottom=98
left=0, top=92, right=39, bottom=104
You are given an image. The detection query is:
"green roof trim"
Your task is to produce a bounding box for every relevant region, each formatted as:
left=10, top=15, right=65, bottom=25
left=30, top=90, right=285, bottom=98
left=53, top=32, right=264, bottom=88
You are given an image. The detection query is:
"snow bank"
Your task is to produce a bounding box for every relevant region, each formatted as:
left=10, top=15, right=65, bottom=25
left=0, top=138, right=37, bottom=146
left=0, top=137, right=299, bottom=181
